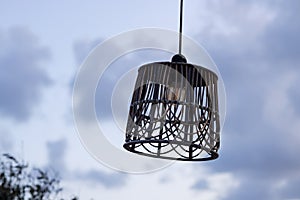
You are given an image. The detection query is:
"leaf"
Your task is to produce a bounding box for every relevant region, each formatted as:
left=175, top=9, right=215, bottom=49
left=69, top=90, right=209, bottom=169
left=3, top=154, right=18, bottom=163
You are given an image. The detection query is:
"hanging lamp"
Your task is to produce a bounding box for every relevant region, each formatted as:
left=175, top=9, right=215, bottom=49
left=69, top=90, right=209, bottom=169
left=123, top=0, right=220, bottom=161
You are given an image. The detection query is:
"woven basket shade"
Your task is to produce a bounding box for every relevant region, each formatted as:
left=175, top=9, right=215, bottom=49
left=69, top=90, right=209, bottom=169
left=123, top=60, right=220, bottom=161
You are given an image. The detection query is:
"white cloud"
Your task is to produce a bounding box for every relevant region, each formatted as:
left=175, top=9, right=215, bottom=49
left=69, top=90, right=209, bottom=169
left=62, top=164, right=239, bottom=200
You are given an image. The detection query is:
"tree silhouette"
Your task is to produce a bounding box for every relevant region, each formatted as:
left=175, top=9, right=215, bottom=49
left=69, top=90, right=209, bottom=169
left=0, top=153, right=77, bottom=200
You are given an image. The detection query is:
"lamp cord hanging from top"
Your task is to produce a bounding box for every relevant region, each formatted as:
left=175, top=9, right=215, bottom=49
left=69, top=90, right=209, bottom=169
left=179, top=0, right=184, bottom=55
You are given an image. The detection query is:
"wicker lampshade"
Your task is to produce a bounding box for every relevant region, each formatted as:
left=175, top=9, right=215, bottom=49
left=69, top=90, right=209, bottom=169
left=123, top=55, right=220, bottom=161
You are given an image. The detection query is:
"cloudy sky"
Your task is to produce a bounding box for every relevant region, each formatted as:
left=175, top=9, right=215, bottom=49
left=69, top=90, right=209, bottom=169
left=1, top=0, right=300, bottom=199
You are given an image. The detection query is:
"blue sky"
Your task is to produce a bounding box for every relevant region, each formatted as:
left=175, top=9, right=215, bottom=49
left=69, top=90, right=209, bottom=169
left=1, top=0, right=300, bottom=199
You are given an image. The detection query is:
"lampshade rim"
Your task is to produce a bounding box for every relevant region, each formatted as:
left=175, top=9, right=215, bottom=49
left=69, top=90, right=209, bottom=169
left=137, top=61, right=219, bottom=80
left=123, top=140, right=219, bottom=161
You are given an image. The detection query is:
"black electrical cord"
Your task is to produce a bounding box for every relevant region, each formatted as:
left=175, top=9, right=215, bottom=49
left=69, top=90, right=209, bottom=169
left=179, top=0, right=184, bottom=55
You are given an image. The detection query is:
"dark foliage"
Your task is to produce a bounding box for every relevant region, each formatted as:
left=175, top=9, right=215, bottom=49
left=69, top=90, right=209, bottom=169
left=0, top=153, right=77, bottom=200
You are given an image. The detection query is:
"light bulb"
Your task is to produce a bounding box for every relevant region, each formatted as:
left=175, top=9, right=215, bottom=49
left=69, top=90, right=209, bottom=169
left=167, top=85, right=186, bottom=102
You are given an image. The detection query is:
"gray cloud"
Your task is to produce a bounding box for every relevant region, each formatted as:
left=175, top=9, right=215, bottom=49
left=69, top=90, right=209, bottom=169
left=261, top=0, right=300, bottom=64
left=0, top=27, right=51, bottom=121
left=189, top=0, right=300, bottom=199
left=191, top=179, right=208, bottom=190
left=287, top=83, right=300, bottom=116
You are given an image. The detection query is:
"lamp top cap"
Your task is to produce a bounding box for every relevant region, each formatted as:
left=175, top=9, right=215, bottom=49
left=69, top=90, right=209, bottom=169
left=171, top=54, right=187, bottom=63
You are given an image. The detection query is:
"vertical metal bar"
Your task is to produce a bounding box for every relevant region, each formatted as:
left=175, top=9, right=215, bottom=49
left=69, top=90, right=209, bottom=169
left=208, top=72, right=214, bottom=149
left=188, top=66, right=194, bottom=159
left=214, top=76, right=220, bottom=149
